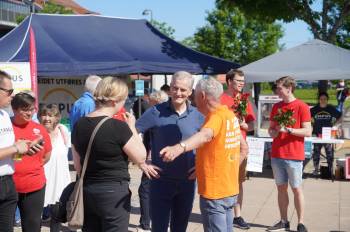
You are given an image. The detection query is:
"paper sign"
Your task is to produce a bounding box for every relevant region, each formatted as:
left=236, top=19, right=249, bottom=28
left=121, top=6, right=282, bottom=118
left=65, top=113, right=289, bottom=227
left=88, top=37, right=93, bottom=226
left=322, top=127, right=332, bottom=139
left=0, top=62, right=31, bottom=92
left=246, top=137, right=265, bottom=172
left=135, top=80, right=145, bottom=96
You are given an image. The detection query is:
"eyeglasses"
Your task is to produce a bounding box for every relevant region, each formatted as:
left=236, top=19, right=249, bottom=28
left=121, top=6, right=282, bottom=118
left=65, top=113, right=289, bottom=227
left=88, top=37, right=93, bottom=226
left=19, top=107, right=36, bottom=113
left=233, top=79, right=245, bottom=83
left=0, top=87, right=14, bottom=96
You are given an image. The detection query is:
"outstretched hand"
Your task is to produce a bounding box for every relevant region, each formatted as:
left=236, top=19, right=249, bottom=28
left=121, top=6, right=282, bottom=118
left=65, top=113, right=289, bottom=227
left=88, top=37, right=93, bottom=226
left=159, top=144, right=183, bottom=162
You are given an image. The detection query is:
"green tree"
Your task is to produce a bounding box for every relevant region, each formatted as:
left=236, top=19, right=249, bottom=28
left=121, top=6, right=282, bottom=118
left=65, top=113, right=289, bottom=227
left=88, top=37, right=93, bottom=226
left=40, top=1, right=74, bottom=14
left=217, top=0, right=350, bottom=44
left=16, top=1, right=73, bottom=24
left=191, top=6, right=283, bottom=65
left=217, top=0, right=350, bottom=92
left=150, top=20, right=175, bottom=39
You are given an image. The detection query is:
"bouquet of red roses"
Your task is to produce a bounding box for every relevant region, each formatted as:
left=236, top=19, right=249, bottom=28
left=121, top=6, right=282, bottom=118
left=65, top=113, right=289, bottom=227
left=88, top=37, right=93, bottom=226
left=232, top=93, right=250, bottom=120
left=273, top=108, right=296, bottom=128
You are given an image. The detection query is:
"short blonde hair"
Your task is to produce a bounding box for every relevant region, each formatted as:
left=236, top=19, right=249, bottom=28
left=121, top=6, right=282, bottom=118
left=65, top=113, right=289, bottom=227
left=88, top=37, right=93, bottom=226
left=94, top=76, right=128, bottom=106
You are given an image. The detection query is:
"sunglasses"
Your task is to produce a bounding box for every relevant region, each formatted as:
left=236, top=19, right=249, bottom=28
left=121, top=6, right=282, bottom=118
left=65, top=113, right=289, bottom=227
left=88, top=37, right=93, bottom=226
left=0, top=87, right=14, bottom=96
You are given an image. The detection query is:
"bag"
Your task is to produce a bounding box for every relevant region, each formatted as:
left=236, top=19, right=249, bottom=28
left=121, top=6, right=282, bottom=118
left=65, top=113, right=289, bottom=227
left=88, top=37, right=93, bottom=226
left=50, top=182, right=76, bottom=223
left=65, top=117, right=110, bottom=230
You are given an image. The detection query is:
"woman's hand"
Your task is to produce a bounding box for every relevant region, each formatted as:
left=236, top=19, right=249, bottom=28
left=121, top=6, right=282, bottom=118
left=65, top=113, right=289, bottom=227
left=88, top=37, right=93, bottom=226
left=138, top=162, right=162, bottom=179
left=27, top=136, right=44, bottom=155
left=123, top=112, right=136, bottom=128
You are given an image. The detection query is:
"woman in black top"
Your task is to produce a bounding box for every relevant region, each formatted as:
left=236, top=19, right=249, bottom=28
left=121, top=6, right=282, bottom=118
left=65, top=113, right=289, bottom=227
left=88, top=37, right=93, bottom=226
left=310, top=92, right=341, bottom=176
left=71, top=77, right=159, bottom=232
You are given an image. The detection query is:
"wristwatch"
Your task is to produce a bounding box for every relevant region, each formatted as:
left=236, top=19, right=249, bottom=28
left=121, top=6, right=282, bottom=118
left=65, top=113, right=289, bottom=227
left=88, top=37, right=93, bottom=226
left=286, top=127, right=293, bottom=134
left=179, top=142, right=187, bottom=153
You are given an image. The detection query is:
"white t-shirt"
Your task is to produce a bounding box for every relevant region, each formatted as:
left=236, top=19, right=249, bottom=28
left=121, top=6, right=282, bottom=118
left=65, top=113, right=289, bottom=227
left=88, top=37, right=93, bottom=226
left=0, top=109, right=15, bottom=176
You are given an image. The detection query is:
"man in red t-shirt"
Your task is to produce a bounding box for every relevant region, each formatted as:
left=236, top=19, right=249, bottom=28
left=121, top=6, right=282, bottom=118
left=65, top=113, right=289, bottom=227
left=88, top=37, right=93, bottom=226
left=220, top=69, right=255, bottom=230
left=268, top=76, right=312, bottom=232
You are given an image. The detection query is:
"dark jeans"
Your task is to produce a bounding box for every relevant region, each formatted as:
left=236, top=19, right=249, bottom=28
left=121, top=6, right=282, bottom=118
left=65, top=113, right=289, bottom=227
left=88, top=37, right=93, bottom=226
left=138, top=173, right=151, bottom=230
left=83, top=181, right=131, bottom=232
left=18, top=186, right=46, bottom=232
left=150, top=178, right=195, bottom=232
left=313, top=143, right=334, bottom=172
left=0, top=175, right=18, bottom=232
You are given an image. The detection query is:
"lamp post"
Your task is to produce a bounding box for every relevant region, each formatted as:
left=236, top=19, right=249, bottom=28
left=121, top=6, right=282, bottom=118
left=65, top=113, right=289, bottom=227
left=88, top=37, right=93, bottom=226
left=142, top=9, right=153, bottom=22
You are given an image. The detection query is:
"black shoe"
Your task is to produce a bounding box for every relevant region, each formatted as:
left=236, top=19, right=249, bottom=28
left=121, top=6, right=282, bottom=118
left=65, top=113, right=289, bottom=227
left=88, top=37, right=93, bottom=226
left=266, top=220, right=290, bottom=231
left=297, top=223, right=308, bottom=232
left=233, top=216, right=250, bottom=229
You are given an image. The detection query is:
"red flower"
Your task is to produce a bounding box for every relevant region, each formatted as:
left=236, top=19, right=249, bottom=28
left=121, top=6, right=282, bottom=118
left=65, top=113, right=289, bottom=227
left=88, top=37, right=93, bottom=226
left=231, top=92, right=250, bottom=120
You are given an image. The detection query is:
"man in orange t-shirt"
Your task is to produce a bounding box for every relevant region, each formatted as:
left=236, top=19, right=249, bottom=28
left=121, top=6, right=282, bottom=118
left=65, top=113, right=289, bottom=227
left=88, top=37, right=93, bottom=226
left=220, top=69, right=255, bottom=230
left=160, top=77, right=247, bottom=232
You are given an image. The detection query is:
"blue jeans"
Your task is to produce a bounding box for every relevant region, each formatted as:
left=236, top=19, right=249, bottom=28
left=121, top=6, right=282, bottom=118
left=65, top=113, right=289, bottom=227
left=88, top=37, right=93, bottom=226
left=138, top=173, right=151, bottom=230
left=150, top=178, right=195, bottom=232
left=200, top=195, right=237, bottom=232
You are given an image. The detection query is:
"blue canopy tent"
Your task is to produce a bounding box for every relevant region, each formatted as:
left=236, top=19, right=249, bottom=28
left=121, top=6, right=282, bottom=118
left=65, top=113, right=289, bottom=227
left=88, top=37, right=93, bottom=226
left=0, top=14, right=239, bottom=76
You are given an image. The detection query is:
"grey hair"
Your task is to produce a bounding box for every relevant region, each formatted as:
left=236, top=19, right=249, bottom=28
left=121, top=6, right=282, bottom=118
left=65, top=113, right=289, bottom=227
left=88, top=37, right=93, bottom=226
left=84, top=75, right=102, bottom=94
left=171, top=71, right=194, bottom=89
left=196, top=76, right=223, bottom=100
left=149, top=90, right=169, bottom=104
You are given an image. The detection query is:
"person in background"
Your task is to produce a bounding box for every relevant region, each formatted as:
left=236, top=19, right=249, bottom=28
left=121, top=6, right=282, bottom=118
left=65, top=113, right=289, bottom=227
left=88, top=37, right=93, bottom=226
left=137, top=90, right=169, bottom=232
left=220, top=69, right=255, bottom=230
left=160, top=77, right=246, bottom=232
left=0, top=70, right=31, bottom=232
left=39, top=104, right=71, bottom=231
left=71, top=76, right=158, bottom=231
left=136, top=71, right=204, bottom=232
left=70, top=75, right=102, bottom=130
left=336, top=79, right=345, bottom=112
left=11, top=92, right=52, bottom=232
left=133, top=89, right=151, bottom=119
left=310, top=92, right=341, bottom=176
left=268, top=76, right=312, bottom=232
left=160, top=84, right=170, bottom=96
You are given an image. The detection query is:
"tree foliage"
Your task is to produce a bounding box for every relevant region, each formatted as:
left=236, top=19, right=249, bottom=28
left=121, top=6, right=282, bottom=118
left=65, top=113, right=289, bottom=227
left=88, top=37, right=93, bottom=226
left=16, top=1, right=74, bottom=24
left=217, top=0, right=350, bottom=44
left=190, top=6, right=283, bottom=65
left=40, top=1, right=74, bottom=14
left=150, top=20, right=175, bottom=39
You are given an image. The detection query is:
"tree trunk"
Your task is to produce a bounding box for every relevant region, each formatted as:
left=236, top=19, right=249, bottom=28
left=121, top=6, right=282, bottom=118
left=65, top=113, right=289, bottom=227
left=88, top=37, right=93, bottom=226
left=318, top=80, right=328, bottom=93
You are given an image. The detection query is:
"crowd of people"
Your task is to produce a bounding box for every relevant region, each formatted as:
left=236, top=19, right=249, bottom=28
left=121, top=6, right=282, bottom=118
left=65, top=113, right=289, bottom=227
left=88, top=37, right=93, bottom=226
left=0, top=68, right=343, bottom=232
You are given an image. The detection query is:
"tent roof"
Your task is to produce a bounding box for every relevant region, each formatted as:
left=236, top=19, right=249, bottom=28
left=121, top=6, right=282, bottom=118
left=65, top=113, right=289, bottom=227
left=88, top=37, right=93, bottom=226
left=241, top=39, right=350, bottom=83
left=0, top=14, right=238, bottom=77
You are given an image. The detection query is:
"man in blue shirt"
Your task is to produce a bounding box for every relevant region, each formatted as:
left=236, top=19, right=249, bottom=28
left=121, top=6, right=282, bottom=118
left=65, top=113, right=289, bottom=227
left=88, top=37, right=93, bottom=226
left=70, top=75, right=101, bottom=130
left=136, top=71, right=204, bottom=232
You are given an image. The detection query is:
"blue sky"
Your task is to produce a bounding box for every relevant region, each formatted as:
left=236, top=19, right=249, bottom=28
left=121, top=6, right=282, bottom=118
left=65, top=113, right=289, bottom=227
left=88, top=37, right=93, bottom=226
left=76, top=0, right=313, bottom=49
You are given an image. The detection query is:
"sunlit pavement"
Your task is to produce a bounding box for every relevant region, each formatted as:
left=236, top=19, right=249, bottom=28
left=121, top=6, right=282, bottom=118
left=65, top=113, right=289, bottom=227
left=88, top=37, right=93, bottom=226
left=15, top=147, right=350, bottom=232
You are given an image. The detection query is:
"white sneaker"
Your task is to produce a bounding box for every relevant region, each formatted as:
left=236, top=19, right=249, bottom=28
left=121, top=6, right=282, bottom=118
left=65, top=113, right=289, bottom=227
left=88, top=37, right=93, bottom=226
left=136, top=226, right=151, bottom=232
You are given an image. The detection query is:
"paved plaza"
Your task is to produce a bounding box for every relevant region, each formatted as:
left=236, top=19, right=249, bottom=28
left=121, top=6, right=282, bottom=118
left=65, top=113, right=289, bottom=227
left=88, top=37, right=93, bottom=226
left=15, top=148, right=350, bottom=232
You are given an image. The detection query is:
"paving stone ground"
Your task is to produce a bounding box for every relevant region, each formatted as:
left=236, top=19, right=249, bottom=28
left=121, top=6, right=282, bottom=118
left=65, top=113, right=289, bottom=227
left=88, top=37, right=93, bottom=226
left=15, top=142, right=350, bottom=232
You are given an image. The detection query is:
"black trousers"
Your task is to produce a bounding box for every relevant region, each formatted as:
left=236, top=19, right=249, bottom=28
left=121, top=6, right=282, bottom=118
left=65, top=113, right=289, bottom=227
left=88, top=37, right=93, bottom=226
left=313, top=143, right=334, bottom=171
left=138, top=173, right=151, bottom=230
left=0, top=175, right=18, bottom=232
left=83, top=181, right=131, bottom=232
left=18, top=186, right=45, bottom=232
